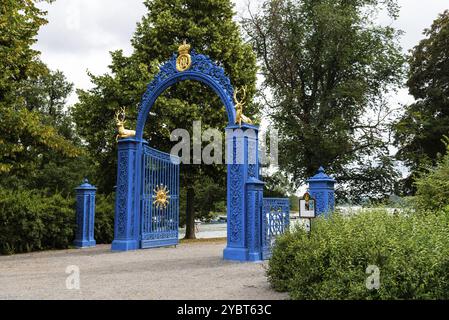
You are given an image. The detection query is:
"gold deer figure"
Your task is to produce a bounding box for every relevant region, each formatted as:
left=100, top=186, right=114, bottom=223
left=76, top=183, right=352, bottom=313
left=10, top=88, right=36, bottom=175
left=115, top=107, right=136, bottom=141
left=234, top=86, right=253, bottom=126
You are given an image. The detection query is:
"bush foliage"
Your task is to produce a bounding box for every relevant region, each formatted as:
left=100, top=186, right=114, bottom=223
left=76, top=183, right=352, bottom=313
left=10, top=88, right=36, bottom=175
left=268, top=210, right=449, bottom=299
left=0, top=188, right=75, bottom=254
left=0, top=188, right=115, bottom=255
left=414, top=144, right=449, bottom=211
left=94, top=193, right=115, bottom=244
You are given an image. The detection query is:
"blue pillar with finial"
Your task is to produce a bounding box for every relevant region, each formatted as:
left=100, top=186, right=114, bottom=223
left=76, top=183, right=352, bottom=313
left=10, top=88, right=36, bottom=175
left=74, top=178, right=97, bottom=248
left=307, top=167, right=336, bottom=217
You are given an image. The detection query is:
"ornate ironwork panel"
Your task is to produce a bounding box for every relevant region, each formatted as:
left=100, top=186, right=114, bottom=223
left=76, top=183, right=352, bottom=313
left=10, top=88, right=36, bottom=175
left=262, top=198, right=290, bottom=259
left=141, top=145, right=180, bottom=248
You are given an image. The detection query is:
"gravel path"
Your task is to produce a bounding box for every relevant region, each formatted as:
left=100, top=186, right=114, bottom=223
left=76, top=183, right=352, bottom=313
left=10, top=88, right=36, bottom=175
left=0, top=240, right=288, bottom=300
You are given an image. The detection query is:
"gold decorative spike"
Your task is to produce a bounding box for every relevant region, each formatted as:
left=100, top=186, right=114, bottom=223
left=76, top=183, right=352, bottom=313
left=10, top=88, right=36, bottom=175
left=152, top=184, right=171, bottom=209
left=176, top=40, right=192, bottom=72
left=234, top=86, right=253, bottom=126
left=115, top=107, right=136, bottom=141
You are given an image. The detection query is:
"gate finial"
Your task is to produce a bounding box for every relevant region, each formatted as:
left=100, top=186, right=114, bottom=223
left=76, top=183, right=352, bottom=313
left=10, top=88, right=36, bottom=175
left=234, top=86, right=253, bottom=126
left=115, top=107, right=136, bottom=141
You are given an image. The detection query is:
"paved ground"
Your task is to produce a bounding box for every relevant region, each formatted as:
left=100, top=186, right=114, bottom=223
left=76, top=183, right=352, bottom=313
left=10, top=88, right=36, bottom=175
left=179, top=222, right=227, bottom=239
left=181, top=219, right=303, bottom=239
left=0, top=240, right=288, bottom=300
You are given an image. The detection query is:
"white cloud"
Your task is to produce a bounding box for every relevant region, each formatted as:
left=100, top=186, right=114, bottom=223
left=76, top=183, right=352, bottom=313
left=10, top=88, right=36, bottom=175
left=34, top=0, right=448, bottom=106
left=35, top=0, right=146, bottom=104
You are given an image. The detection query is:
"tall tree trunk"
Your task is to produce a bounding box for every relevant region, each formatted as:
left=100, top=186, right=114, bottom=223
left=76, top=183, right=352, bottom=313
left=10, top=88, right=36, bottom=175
left=184, top=186, right=196, bottom=239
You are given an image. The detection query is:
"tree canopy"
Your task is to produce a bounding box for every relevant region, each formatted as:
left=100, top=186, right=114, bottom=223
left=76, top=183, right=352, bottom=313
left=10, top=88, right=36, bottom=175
left=0, top=0, right=81, bottom=188
left=394, top=10, right=449, bottom=195
left=242, top=0, right=405, bottom=202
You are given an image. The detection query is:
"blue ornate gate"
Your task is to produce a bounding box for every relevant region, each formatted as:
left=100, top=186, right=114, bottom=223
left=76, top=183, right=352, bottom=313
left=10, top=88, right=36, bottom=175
left=141, top=145, right=180, bottom=248
left=261, top=198, right=290, bottom=259
left=112, top=43, right=292, bottom=261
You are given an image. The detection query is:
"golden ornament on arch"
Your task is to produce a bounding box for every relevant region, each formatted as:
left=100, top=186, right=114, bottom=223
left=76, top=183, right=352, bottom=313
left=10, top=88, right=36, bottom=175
left=176, top=40, right=192, bottom=72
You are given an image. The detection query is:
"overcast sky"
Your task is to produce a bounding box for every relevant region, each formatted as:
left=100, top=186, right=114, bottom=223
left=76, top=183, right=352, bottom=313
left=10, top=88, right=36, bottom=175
left=35, top=0, right=448, bottom=106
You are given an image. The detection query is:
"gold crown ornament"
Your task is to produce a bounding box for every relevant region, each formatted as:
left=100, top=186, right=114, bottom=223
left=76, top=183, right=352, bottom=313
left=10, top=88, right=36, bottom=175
left=176, top=40, right=192, bottom=72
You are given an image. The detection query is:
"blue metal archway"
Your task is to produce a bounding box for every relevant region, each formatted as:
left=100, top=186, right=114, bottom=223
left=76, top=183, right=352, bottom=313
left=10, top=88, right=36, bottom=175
left=111, top=46, right=288, bottom=262
left=135, top=50, right=236, bottom=138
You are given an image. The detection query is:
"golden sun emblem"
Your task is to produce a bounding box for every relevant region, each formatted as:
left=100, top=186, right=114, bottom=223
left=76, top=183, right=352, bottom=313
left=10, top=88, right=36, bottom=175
left=152, top=184, right=171, bottom=209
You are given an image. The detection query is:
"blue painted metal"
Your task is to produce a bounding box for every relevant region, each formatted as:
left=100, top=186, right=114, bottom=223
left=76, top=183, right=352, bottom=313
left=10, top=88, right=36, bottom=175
left=135, top=50, right=236, bottom=139
left=74, top=179, right=96, bottom=248
left=111, top=48, right=291, bottom=262
left=223, top=124, right=265, bottom=262
left=245, top=178, right=264, bottom=261
left=112, top=138, right=140, bottom=251
left=141, top=144, right=179, bottom=248
left=261, top=198, right=290, bottom=260
left=307, top=166, right=336, bottom=217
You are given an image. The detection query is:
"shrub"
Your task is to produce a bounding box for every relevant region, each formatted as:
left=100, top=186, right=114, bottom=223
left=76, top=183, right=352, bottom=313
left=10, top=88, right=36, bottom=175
left=414, top=148, right=449, bottom=211
left=94, top=193, right=115, bottom=244
left=268, top=210, right=449, bottom=299
left=0, top=188, right=115, bottom=254
left=38, top=192, right=76, bottom=250
left=0, top=188, right=75, bottom=254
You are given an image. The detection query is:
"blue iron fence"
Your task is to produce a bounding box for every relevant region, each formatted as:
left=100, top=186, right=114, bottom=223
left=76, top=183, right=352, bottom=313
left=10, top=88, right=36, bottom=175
left=141, top=145, right=179, bottom=248
left=261, top=198, right=290, bottom=259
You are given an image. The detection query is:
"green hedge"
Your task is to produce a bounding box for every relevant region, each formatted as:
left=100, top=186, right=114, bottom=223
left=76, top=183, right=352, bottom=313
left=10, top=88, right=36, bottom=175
left=0, top=188, right=75, bottom=254
left=94, top=193, right=115, bottom=244
left=268, top=210, right=449, bottom=299
left=0, top=188, right=115, bottom=255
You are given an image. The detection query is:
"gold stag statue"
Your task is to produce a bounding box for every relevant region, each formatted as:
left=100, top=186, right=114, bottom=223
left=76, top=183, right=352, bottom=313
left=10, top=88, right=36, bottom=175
left=234, top=86, right=253, bottom=126
left=115, top=107, right=136, bottom=141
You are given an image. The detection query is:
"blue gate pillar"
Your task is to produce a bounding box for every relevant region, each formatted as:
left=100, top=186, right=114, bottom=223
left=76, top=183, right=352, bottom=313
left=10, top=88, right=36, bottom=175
left=307, top=166, right=336, bottom=217
left=74, top=179, right=96, bottom=248
left=223, top=124, right=263, bottom=262
left=111, top=137, right=141, bottom=251
left=246, top=178, right=264, bottom=261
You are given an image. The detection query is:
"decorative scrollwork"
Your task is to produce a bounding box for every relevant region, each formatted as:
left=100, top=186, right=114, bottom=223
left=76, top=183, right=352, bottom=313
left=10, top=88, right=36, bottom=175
left=262, top=198, right=290, bottom=258
left=117, top=152, right=128, bottom=238
left=137, top=49, right=235, bottom=121
left=229, top=164, right=243, bottom=244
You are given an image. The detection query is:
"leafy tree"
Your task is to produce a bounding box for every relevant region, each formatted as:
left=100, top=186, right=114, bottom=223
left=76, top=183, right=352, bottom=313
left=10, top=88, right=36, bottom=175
left=262, top=171, right=294, bottom=198
left=16, top=70, right=93, bottom=195
left=243, top=0, right=405, bottom=202
left=179, top=176, right=226, bottom=226
left=20, top=70, right=73, bottom=127
left=73, top=0, right=257, bottom=238
left=0, top=0, right=99, bottom=254
left=0, top=0, right=80, bottom=181
left=394, top=10, right=449, bottom=195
